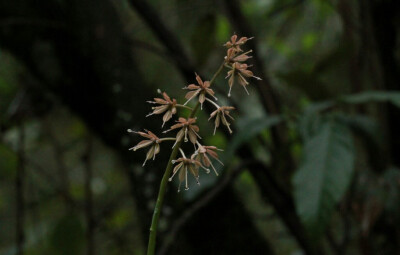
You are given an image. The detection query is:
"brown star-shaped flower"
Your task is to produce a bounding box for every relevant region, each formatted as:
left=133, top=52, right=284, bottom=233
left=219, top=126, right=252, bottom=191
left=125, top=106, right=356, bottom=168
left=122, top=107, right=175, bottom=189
left=169, top=157, right=201, bottom=192
left=164, top=117, right=200, bottom=147
left=183, top=73, right=217, bottom=109
left=147, top=92, right=177, bottom=127
left=226, top=63, right=261, bottom=96
left=223, top=34, right=253, bottom=53
left=128, top=129, right=161, bottom=166
left=208, top=106, right=235, bottom=134
left=168, top=148, right=213, bottom=192
left=225, top=49, right=253, bottom=64
left=194, top=143, right=223, bottom=176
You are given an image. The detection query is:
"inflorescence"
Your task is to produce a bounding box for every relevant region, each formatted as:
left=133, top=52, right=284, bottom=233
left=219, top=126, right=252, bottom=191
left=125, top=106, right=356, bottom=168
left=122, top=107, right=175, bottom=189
left=128, top=34, right=260, bottom=192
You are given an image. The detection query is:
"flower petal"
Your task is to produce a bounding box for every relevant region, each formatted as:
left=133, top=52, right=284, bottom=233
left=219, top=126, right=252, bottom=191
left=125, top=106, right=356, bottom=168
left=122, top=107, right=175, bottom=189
left=199, top=93, right=205, bottom=104
left=170, top=162, right=183, bottom=181
left=233, top=53, right=251, bottom=62
left=188, top=129, right=197, bottom=144
left=162, top=92, right=171, bottom=102
left=130, top=140, right=153, bottom=151
left=154, top=143, right=160, bottom=156
left=145, top=145, right=155, bottom=162
left=153, top=105, right=169, bottom=114
left=186, top=84, right=200, bottom=90
left=153, top=98, right=168, bottom=104
left=206, top=149, right=219, bottom=159
left=185, top=90, right=199, bottom=100
left=179, top=165, right=186, bottom=182
left=240, top=69, right=254, bottom=78
left=189, top=165, right=199, bottom=180
left=215, top=114, right=220, bottom=128
left=176, top=128, right=184, bottom=142
left=195, top=74, right=203, bottom=86
left=170, top=123, right=184, bottom=130
left=163, top=110, right=173, bottom=123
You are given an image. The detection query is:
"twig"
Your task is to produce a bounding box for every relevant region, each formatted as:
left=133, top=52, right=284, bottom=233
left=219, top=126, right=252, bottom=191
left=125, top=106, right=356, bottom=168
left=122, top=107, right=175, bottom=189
left=84, top=135, right=95, bottom=255
left=16, top=123, right=25, bottom=255
left=157, top=161, right=252, bottom=255
left=339, top=171, right=359, bottom=254
left=44, top=123, right=70, bottom=202
left=129, top=38, right=170, bottom=61
left=128, top=0, right=196, bottom=81
left=246, top=159, right=322, bottom=255
left=326, top=229, right=341, bottom=254
left=28, top=159, right=77, bottom=208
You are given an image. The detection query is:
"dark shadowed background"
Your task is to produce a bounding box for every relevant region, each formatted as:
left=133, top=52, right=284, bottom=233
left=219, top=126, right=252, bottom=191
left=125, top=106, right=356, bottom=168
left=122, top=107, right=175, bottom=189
left=0, top=0, right=399, bottom=254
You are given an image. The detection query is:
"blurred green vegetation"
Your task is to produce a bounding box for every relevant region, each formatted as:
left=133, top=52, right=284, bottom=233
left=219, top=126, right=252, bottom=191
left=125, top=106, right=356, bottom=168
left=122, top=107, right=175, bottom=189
left=0, top=0, right=399, bottom=254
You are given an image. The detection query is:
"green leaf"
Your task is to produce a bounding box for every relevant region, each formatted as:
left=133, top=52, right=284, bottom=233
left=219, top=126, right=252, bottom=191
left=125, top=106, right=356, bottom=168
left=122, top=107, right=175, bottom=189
left=337, top=114, right=386, bottom=172
left=303, top=91, right=400, bottom=116
left=293, top=120, right=355, bottom=239
left=297, top=111, right=324, bottom=141
left=382, top=167, right=400, bottom=213
left=340, top=91, right=400, bottom=108
left=223, top=116, right=282, bottom=162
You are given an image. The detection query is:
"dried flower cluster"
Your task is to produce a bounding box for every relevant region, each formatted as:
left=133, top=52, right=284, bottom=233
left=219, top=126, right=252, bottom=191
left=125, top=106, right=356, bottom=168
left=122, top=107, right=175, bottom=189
left=128, top=34, right=260, bottom=192
left=224, top=35, right=261, bottom=97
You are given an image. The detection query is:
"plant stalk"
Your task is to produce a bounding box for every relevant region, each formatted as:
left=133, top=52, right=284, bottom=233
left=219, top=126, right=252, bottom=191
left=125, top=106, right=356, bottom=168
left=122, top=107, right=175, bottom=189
left=146, top=62, right=225, bottom=255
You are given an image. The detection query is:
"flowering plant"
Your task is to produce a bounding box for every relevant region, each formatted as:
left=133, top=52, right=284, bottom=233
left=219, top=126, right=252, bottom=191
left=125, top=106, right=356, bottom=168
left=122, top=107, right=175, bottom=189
left=128, top=34, right=260, bottom=255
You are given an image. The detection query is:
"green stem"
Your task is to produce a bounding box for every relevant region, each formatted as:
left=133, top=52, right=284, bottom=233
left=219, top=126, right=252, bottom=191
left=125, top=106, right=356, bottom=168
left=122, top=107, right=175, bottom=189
left=146, top=138, right=183, bottom=255
left=159, top=137, right=177, bottom=142
left=146, top=62, right=225, bottom=255
left=176, top=104, right=193, bottom=111
left=210, top=62, right=225, bottom=85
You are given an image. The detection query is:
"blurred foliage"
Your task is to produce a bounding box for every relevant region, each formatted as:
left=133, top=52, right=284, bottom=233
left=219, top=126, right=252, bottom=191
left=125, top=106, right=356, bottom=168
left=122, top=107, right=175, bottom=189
left=0, top=0, right=399, bottom=254
left=294, top=117, right=355, bottom=239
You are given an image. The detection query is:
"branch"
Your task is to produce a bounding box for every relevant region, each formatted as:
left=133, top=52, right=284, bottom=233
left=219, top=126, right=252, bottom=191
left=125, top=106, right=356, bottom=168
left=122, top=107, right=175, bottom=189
left=43, top=122, right=71, bottom=199
left=129, top=38, right=170, bottom=61
left=83, top=135, right=95, bottom=255
left=16, top=124, right=25, bottom=255
left=157, top=161, right=252, bottom=255
left=247, top=160, right=323, bottom=255
left=28, top=158, right=77, bottom=208
left=128, top=0, right=196, bottom=81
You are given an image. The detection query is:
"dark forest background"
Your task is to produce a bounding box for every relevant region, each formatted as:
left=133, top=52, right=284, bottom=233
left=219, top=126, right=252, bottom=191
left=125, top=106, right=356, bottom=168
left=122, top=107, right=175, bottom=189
left=1, top=0, right=400, bottom=254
